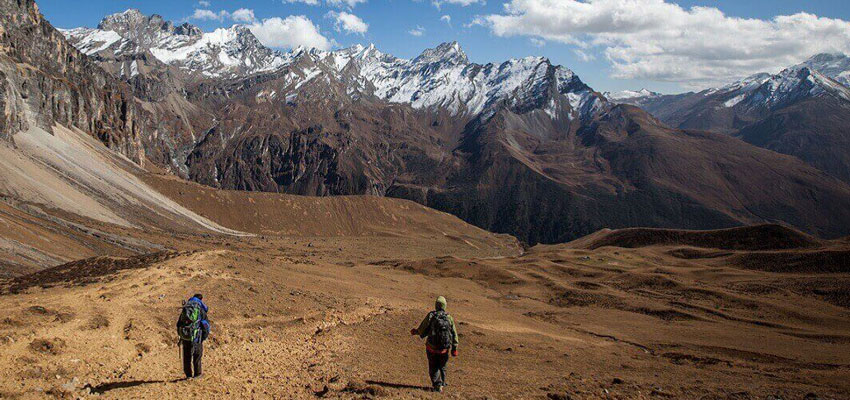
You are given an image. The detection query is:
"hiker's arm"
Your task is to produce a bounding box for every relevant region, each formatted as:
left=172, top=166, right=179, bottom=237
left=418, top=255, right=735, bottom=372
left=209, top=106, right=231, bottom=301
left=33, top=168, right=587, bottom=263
left=449, top=315, right=459, bottom=350
left=414, top=313, right=431, bottom=338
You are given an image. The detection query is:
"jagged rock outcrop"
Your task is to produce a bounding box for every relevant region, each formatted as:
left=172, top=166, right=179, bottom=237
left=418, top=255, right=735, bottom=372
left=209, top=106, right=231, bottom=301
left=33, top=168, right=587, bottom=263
left=0, top=0, right=143, bottom=160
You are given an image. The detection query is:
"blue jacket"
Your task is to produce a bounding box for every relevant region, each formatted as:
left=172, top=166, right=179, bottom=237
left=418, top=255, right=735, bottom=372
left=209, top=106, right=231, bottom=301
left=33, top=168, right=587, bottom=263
left=187, top=296, right=210, bottom=342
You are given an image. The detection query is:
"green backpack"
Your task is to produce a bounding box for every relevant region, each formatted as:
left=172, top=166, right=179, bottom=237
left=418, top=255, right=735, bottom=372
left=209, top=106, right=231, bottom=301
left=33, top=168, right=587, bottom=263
left=176, top=301, right=203, bottom=342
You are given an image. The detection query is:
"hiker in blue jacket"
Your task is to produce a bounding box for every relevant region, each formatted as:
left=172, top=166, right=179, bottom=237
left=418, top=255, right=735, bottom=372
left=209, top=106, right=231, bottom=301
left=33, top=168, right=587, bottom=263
left=177, top=293, right=210, bottom=378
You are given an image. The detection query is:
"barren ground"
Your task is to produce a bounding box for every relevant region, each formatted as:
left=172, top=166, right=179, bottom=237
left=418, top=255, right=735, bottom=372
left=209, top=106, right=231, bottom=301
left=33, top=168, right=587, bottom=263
left=0, top=128, right=849, bottom=399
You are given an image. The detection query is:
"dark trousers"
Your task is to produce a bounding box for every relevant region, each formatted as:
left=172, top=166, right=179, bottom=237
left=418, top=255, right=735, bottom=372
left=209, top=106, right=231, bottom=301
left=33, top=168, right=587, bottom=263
left=182, top=340, right=203, bottom=378
left=427, top=350, right=449, bottom=389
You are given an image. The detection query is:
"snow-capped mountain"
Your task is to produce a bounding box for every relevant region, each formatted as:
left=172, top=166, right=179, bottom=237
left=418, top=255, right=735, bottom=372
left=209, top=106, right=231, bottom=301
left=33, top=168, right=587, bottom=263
left=738, top=65, right=850, bottom=108
left=800, top=53, right=850, bottom=87
left=612, top=57, right=850, bottom=184
left=616, top=53, right=850, bottom=110
left=304, top=41, right=602, bottom=119
left=61, top=9, right=287, bottom=79
left=63, top=10, right=603, bottom=122
left=604, top=88, right=661, bottom=102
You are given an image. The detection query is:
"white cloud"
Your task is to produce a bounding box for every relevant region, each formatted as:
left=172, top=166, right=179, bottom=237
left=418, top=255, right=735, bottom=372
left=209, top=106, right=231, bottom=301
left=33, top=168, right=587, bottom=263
left=190, top=9, right=228, bottom=22
left=440, top=15, right=451, bottom=25
left=247, top=16, right=334, bottom=50
left=573, top=49, right=595, bottom=62
left=529, top=37, right=544, bottom=47
left=189, top=8, right=254, bottom=23
left=284, top=0, right=366, bottom=7
left=327, top=11, right=368, bottom=35
left=408, top=26, right=425, bottom=37
left=433, top=0, right=483, bottom=9
left=327, top=0, right=368, bottom=8
left=474, top=0, right=850, bottom=87
left=283, top=0, right=321, bottom=5
left=198, top=0, right=210, bottom=6
left=231, top=8, right=256, bottom=23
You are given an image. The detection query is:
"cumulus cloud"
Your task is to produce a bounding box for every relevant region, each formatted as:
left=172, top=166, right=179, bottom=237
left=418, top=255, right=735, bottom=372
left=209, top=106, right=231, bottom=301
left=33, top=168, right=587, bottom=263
left=190, top=9, right=228, bottom=22
left=474, top=0, right=850, bottom=86
left=198, top=0, right=210, bottom=6
left=189, top=8, right=256, bottom=23
left=573, top=49, right=595, bottom=62
left=433, top=0, right=483, bottom=9
left=247, top=16, right=334, bottom=50
left=440, top=15, right=452, bottom=25
left=327, top=0, right=368, bottom=8
left=283, top=0, right=321, bottom=5
left=284, top=0, right=366, bottom=8
left=231, top=8, right=256, bottom=23
left=327, top=11, right=368, bottom=35
left=408, top=26, right=425, bottom=36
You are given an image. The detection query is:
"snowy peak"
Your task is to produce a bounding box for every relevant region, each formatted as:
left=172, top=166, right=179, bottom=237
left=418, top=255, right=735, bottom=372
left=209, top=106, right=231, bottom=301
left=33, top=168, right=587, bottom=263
left=64, top=9, right=285, bottom=79
left=800, top=53, right=850, bottom=87
left=58, top=27, right=130, bottom=57
left=339, top=44, right=599, bottom=120
left=97, top=9, right=202, bottom=48
left=711, top=73, right=772, bottom=94
left=604, top=88, right=660, bottom=102
left=756, top=66, right=845, bottom=104
left=64, top=10, right=603, bottom=121
left=413, top=41, right=468, bottom=65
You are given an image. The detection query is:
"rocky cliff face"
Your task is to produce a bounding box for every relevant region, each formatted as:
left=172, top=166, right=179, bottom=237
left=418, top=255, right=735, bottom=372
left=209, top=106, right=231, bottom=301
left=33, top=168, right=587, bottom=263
left=0, top=0, right=143, bottom=161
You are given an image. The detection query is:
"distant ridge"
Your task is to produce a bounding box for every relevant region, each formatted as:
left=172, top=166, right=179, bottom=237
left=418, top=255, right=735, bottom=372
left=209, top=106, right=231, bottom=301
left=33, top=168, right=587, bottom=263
left=566, top=224, right=822, bottom=251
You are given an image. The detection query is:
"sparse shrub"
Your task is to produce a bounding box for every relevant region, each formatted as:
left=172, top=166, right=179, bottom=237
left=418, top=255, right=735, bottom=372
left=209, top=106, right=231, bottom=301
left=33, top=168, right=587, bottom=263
left=87, top=314, right=110, bottom=330
left=135, top=342, right=151, bottom=354
left=28, top=338, right=66, bottom=355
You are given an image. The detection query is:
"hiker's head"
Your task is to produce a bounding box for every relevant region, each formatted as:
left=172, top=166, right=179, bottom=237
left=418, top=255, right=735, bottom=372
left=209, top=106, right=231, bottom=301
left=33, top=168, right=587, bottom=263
left=435, top=296, right=447, bottom=311
left=194, top=293, right=203, bottom=300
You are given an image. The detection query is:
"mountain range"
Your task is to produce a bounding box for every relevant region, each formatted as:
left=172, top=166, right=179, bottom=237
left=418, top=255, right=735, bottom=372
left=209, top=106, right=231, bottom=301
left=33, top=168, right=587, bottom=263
left=608, top=54, right=850, bottom=184
left=4, top=6, right=850, bottom=244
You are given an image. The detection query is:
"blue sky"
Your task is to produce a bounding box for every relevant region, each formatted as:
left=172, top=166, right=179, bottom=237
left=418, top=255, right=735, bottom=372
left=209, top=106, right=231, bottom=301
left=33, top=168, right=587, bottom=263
left=38, top=0, right=850, bottom=93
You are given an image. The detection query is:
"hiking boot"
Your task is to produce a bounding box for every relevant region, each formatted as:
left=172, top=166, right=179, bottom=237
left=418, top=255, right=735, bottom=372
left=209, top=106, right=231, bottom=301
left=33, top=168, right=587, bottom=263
left=433, top=385, right=443, bottom=393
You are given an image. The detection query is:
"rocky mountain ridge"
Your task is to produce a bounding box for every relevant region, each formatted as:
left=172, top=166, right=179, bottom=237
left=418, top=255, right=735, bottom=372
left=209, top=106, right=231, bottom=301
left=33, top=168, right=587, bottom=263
left=64, top=12, right=603, bottom=123
left=611, top=54, right=850, bottom=183
left=62, top=9, right=287, bottom=80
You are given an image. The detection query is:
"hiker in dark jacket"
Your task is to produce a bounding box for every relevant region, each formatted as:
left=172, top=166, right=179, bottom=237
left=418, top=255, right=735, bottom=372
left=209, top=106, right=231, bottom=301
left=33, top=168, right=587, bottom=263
left=410, top=296, right=459, bottom=392
left=177, top=293, right=210, bottom=379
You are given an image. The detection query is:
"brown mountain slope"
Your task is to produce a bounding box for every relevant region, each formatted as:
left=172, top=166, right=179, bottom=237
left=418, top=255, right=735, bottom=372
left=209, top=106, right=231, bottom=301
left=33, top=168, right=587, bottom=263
left=629, top=70, right=850, bottom=184
left=394, top=105, right=850, bottom=243
left=564, top=224, right=823, bottom=251
left=179, top=63, right=850, bottom=244
left=0, top=122, right=518, bottom=275
left=143, top=172, right=519, bottom=254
